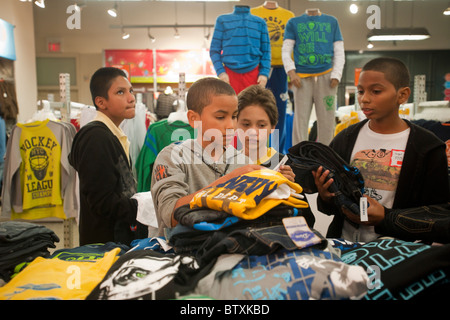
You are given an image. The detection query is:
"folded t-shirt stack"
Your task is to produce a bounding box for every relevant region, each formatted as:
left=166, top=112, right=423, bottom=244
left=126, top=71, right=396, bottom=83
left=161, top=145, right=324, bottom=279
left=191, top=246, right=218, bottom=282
left=0, top=221, right=59, bottom=283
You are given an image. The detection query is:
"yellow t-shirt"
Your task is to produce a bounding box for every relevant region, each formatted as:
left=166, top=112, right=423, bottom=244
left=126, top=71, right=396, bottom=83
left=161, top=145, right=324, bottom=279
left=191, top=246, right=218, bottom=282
left=0, top=248, right=120, bottom=300
left=255, top=147, right=278, bottom=166
left=334, top=111, right=360, bottom=136
left=190, top=168, right=308, bottom=220
left=251, top=5, right=295, bottom=66
left=14, top=120, right=65, bottom=220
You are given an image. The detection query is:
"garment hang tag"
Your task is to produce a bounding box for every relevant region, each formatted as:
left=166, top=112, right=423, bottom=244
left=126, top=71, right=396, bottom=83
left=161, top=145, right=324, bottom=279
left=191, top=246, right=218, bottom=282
left=360, top=197, right=368, bottom=222
left=282, top=216, right=322, bottom=249
left=273, top=155, right=288, bottom=172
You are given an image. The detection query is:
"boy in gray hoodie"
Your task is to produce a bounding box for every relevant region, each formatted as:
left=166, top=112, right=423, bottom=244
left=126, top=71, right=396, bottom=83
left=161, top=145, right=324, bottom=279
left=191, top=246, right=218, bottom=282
left=151, top=77, right=294, bottom=236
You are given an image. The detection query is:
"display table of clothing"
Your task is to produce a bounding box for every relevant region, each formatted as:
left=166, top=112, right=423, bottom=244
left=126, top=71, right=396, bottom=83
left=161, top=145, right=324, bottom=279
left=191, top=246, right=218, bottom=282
left=1, top=218, right=448, bottom=300
left=0, top=161, right=449, bottom=302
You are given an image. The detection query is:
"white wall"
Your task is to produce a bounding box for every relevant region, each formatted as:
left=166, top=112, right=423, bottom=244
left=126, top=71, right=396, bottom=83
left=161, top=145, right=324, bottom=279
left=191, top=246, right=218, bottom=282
left=0, top=0, right=37, bottom=123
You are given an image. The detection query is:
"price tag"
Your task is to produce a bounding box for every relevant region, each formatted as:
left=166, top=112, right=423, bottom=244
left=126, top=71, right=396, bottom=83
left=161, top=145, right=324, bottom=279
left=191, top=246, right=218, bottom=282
left=282, top=216, right=322, bottom=249
left=360, top=197, right=368, bottom=222
left=273, top=155, right=288, bottom=172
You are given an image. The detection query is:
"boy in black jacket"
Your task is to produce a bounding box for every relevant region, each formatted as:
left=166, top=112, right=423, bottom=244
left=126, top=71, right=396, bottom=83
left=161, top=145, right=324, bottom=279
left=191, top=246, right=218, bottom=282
left=69, top=67, right=145, bottom=246
left=313, top=57, right=449, bottom=242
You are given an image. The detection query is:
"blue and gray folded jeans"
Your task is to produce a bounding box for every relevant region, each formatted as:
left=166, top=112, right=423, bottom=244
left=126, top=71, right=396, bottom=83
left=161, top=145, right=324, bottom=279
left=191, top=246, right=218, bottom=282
left=287, top=141, right=365, bottom=217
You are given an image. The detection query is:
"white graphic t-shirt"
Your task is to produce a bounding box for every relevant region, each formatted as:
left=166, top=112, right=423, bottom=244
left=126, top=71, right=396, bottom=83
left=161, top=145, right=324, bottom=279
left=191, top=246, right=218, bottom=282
left=342, top=122, right=410, bottom=242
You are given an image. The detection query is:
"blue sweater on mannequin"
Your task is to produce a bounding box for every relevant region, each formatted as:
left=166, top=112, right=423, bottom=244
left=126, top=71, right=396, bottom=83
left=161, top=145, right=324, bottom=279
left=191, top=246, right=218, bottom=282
left=210, top=5, right=271, bottom=77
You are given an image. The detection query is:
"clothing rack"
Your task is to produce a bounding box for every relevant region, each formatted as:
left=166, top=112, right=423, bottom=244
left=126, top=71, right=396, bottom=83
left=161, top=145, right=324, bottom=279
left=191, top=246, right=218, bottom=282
left=29, top=74, right=79, bottom=249
left=58, top=73, right=76, bottom=249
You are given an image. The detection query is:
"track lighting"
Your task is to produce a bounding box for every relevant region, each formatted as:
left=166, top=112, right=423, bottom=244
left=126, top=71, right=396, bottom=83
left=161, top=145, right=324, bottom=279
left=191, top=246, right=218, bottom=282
left=367, top=42, right=374, bottom=49
left=349, top=3, right=358, bottom=14
left=121, top=28, right=130, bottom=40
left=204, top=27, right=211, bottom=41
left=34, top=0, right=45, bottom=8
left=444, top=6, right=450, bottom=15
left=367, top=28, right=430, bottom=41
left=108, top=4, right=118, bottom=18
left=174, top=28, right=180, bottom=39
left=147, top=28, right=156, bottom=43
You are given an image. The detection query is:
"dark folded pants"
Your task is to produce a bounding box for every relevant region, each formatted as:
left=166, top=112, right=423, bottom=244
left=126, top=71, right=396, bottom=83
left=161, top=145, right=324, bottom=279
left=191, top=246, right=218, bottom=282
left=169, top=204, right=307, bottom=254
left=288, top=141, right=365, bottom=216
left=377, top=203, right=450, bottom=244
left=167, top=224, right=327, bottom=266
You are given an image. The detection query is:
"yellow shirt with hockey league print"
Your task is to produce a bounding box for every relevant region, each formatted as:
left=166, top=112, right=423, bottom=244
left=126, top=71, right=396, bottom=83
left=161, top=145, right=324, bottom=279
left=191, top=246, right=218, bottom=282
left=16, top=120, right=64, bottom=219
left=190, top=168, right=308, bottom=220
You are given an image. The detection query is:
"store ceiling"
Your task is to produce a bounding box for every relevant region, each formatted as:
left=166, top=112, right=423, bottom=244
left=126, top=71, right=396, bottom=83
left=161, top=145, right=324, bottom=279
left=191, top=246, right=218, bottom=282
left=33, top=0, right=450, bottom=52
left=79, top=0, right=240, bottom=2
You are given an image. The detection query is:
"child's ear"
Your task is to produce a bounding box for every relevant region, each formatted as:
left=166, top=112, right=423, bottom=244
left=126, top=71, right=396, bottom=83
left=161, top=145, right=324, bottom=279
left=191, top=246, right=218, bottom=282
left=397, top=87, right=411, bottom=105
left=187, top=110, right=200, bottom=127
left=95, top=96, right=107, bottom=111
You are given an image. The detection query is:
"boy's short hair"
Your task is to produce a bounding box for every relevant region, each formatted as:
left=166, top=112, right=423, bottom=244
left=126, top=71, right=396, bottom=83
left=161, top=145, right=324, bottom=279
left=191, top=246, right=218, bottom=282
left=238, top=85, right=279, bottom=127
left=186, top=77, right=236, bottom=114
left=362, top=57, right=410, bottom=90
left=90, top=67, right=128, bottom=109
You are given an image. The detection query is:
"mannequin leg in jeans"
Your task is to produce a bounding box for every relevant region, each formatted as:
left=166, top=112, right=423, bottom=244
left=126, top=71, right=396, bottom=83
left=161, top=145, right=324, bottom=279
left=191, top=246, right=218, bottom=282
left=267, top=67, right=288, bottom=152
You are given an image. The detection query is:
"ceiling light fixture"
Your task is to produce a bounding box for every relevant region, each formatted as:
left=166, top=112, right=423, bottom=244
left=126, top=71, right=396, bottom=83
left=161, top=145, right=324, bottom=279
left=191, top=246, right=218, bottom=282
left=204, top=29, right=211, bottom=41
left=367, top=28, right=430, bottom=41
left=444, top=6, right=450, bottom=15
left=349, top=3, right=358, bottom=14
left=121, top=28, right=130, bottom=40
left=34, top=0, right=45, bottom=8
left=174, top=28, right=180, bottom=39
left=108, top=3, right=118, bottom=18
left=367, top=42, right=374, bottom=49
left=147, top=28, right=156, bottom=43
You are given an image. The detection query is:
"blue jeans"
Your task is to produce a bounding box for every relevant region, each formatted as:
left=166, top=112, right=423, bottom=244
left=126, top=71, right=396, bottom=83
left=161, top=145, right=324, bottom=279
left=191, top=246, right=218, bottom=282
left=167, top=223, right=327, bottom=266
left=379, top=203, right=450, bottom=243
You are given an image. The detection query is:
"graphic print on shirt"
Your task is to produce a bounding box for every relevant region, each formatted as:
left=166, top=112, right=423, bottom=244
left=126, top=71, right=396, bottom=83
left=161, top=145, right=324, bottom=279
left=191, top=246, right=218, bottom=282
left=296, top=20, right=334, bottom=66
left=351, top=148, right=404, bottom=202
left=19, top=128, right=62, bottom=210
left=95, top=255, right=180, bottom=300
left=196, top=174, right=278, bottom=213
left=117, top=154, right=136, bottom=198
left=251, top=6, right=294, bottom=66
left=154, top=164, right=169, bottom=181
left=253, top=11, right=291, bottom=43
